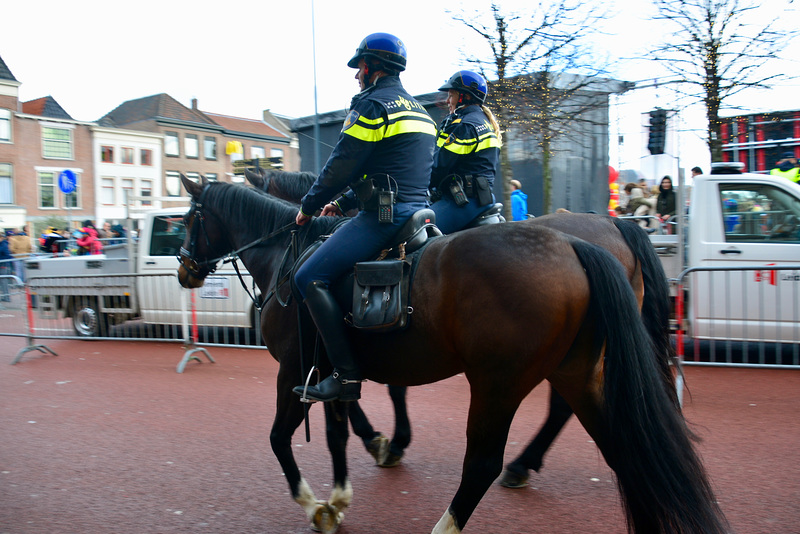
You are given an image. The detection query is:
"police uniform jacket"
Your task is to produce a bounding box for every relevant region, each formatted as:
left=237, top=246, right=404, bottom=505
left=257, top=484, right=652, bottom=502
left=430, top=104, right=500, bottom=191
left=300, top=76, right=436, bottom=215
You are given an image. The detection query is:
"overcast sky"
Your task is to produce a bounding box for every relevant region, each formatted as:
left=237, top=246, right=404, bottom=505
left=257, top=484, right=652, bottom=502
left=2, top=0, right=798, bottom=175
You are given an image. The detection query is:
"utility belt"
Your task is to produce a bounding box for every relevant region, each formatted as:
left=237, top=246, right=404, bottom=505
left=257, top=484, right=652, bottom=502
left=351, top=173, right=398, bottom=223
left=437, top=174, right=493, bottom=207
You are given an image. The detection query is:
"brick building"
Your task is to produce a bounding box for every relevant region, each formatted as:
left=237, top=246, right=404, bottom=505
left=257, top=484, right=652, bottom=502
left=1, top=52, right=299, bottom=235
left=0, top=55, right=95, bottom=233
left=98, top=94, right=297, bottom=201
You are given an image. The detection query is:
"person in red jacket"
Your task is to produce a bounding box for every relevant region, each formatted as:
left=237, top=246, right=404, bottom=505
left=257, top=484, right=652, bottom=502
left=76, top=220, right=104, bottom=255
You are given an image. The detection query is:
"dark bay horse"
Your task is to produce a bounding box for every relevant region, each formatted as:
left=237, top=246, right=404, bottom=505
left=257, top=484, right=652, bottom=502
left=177, top=175, right=727, bottom=534
left=243, top=167, right=678, bottom=480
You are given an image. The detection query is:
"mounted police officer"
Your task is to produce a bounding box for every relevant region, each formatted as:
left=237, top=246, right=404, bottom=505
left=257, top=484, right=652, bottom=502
left=293, top=32, right=437, bottom=403
left=429, top=70, right=502, bottom=234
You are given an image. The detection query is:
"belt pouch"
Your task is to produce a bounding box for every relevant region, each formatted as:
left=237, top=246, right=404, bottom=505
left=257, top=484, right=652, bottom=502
left=474, top=175, right=493, bottom=206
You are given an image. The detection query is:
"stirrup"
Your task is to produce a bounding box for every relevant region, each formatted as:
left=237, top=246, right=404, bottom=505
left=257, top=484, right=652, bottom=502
left=297, top=366, right=321, bottom=404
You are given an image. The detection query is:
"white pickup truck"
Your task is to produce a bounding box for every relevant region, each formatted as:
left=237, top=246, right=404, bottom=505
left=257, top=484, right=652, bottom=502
left=24, top=208, right=259, bottom=337
left=652, top=163, right=800, bottom=344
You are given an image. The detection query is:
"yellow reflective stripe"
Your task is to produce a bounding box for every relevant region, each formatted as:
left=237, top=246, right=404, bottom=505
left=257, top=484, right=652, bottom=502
left=345, top=122, right=385, bottom=142
left=476, top=131, right=502, bottom=150
left=345, top=112, right=436, bottom=141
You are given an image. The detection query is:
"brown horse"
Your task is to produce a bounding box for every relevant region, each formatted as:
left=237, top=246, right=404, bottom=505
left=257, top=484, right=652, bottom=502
left=177, top=175, right=726, bottom=533
left=243, top=167, right=678, bottom=479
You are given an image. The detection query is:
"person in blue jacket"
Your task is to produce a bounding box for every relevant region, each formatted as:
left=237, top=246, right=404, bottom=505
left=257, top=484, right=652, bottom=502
left=428, top=70, right=502, bottom=234
left=292, top=32, right=437, bottom=403
left=510, top=179, right=528, bottom=221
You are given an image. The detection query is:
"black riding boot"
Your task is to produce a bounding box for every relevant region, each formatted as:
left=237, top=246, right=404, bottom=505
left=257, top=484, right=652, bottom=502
left=293, top=280, right=362, bottom=402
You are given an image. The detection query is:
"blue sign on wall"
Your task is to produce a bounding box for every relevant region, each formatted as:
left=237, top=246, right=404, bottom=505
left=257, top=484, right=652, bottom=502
left=58, top=169, right=77, bottom=194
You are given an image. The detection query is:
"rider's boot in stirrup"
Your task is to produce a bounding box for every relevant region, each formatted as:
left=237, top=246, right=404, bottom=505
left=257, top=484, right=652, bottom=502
left=293, top=280, right=362, bottom=402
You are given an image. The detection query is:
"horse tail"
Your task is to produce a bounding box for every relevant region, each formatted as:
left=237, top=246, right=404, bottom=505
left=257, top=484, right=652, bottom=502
left=611, top=217, right=679, bottom=408
left=570, top=239, right=728, bottom=534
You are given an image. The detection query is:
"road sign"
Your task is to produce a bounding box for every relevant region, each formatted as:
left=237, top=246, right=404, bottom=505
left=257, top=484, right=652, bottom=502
left=58, top=170, right=77, bottom=194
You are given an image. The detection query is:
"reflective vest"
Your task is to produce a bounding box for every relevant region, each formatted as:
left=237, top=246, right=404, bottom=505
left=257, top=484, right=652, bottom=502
left=301, top=76, right=437, bottom=215
left=430, top=104, right=501, bottom=189
left=770, top=166, right=800, bottom=183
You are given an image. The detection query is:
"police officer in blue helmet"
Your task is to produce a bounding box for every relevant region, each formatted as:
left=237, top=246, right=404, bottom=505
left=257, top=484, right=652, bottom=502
left=429, top=70, right=502, bottom=234
left=293, top=33, right=437, bottom=402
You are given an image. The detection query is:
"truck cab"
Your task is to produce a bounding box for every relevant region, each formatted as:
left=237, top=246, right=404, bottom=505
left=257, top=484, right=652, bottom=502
left=679, top=163, right=800, bottom=343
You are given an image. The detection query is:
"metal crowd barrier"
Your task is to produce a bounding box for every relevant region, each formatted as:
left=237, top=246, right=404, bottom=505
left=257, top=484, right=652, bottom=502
left=674, top=264, right=800, bottom=368
left=4, top=271, right=266, bottom=371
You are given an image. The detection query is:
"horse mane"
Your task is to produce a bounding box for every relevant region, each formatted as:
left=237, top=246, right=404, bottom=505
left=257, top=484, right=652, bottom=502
left=263, top=170, right=317, bottom=202
left=202, top=181, right=339, bottom=241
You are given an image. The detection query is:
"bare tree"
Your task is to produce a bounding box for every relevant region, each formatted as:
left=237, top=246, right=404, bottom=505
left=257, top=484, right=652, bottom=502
left=452, top=1, right=615, bottom=215
left=650, top=0, right=799, bottom=161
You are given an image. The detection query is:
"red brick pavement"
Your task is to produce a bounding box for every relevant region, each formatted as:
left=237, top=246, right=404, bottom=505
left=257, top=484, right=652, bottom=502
left=1, top=338, right=798, bottom=533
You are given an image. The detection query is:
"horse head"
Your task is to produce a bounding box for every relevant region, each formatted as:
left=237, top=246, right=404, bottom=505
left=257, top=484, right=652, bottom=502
left=177, top=173, right=235, bottom=289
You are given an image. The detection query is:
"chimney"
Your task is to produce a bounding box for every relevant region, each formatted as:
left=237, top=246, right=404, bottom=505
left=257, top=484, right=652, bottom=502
left=192, top=98, right=198, bottom=110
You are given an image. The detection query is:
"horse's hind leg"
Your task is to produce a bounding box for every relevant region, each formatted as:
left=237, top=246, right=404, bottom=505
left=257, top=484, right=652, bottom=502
left=384, top=385, right=411, bottom=467
left=348, top=400, right=389, bottom=465
left=432, top=385, right=522, bottom=534
left=498, top=386, right=573, bottom=488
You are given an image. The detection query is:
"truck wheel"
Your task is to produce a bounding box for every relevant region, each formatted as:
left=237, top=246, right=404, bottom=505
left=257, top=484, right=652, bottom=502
left=72, top=297, right=109, bottom=337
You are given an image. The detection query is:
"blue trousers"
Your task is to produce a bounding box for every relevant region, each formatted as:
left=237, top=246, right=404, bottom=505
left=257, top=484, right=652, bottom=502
left=429, top=194, right=496, bottom=235
left=294, top=202, right=427, bottom=299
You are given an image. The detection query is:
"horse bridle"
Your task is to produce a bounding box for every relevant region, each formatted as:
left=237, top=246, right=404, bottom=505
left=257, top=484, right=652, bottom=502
left=178, top=184, right=299, bottom=308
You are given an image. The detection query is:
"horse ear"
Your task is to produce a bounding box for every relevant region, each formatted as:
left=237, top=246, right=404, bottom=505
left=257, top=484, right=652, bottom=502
left=244, top=168, right=265, bottom=188
left=200, top=174, right=210, bottom=186
left=180, top=173, right=203, bottom=198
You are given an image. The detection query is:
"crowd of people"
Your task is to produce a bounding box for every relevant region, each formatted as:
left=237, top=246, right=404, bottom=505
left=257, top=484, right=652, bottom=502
left=615, top=174, right=680, bottom=233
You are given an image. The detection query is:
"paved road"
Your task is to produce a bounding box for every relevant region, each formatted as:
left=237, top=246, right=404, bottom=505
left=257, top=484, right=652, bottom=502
left=1, top=338, right=798, bottom=533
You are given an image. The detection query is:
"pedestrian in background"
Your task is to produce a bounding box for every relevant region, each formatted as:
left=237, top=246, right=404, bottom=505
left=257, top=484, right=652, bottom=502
left=510, top=179, right=528, bottom=221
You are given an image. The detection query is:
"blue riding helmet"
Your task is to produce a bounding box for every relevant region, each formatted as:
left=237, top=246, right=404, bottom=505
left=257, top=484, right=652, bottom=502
left=439, top=70, right=488, bottom=104
left=347, top=32, right=407, bottom=72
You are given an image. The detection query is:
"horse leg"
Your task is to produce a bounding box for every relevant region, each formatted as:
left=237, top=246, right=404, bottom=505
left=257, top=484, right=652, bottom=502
left=383, top=385, right=411, bottom=467
left=498, top=386, right=573, bottom=488
left=316, top=400, right=354, bottom=533
left=348, top=400, right=390, bottom=466
left=432, top=384, right=523, bottom=534
left=270, top=365, right=352, bottom=534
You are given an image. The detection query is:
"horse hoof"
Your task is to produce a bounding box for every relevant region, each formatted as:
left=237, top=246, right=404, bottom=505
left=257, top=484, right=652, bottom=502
left=366, top=433, right=389, bottom=466
left=498, top=469, right=529, bottom=489
left=310, top=502, right=343, bottom=534
left=379, top=451, right=403, bottom=468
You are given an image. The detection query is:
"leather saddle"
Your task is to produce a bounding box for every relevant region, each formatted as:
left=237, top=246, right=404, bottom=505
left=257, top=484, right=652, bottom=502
left=291, top=203, right=504, bottom=332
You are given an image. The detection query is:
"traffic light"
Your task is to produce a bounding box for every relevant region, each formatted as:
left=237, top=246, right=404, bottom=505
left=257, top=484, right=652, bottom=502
left=648, top=109, right=667, bottom=155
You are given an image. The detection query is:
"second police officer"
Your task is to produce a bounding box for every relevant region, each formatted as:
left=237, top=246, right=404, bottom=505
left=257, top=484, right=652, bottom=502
left=429, top=70, right=503, bottom=234
left=293, top=33, right=438, bottom=403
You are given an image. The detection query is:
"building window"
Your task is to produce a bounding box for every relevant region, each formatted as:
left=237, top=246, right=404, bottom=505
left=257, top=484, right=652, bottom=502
left=38, top=172, right=56, bottom=208
left=165, top=171, right=181, bottom=197
left=251, top=146, right=265, bottom=159
left=121, top=147, right=134, bottom=164
left=64, top=188, right=79, bottom=209
left=204, top=136, right=217, bottom=160
left=140, top=180, right=153, bottom=206
left=121, top=178, right=134, bottom=205
left=42, top=127, right=73, bottom=159
left=185, top=172, right=200, bottom=183
left=185, top=134, right=199, bottom=159
left=101, top=177, right=115, bottom=205
left=101, top=145, right=114, bottom=163
left=270, top=147, right=284, bottom=168
left=0, top=109, right=11, bottom=142
left=165, top=132, right=179, bottom=157
left=140, top=149, right=152, bottom=166
left=0, top=163, right=12, bottom=204
left=205, top=173, right=217, bottom=182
